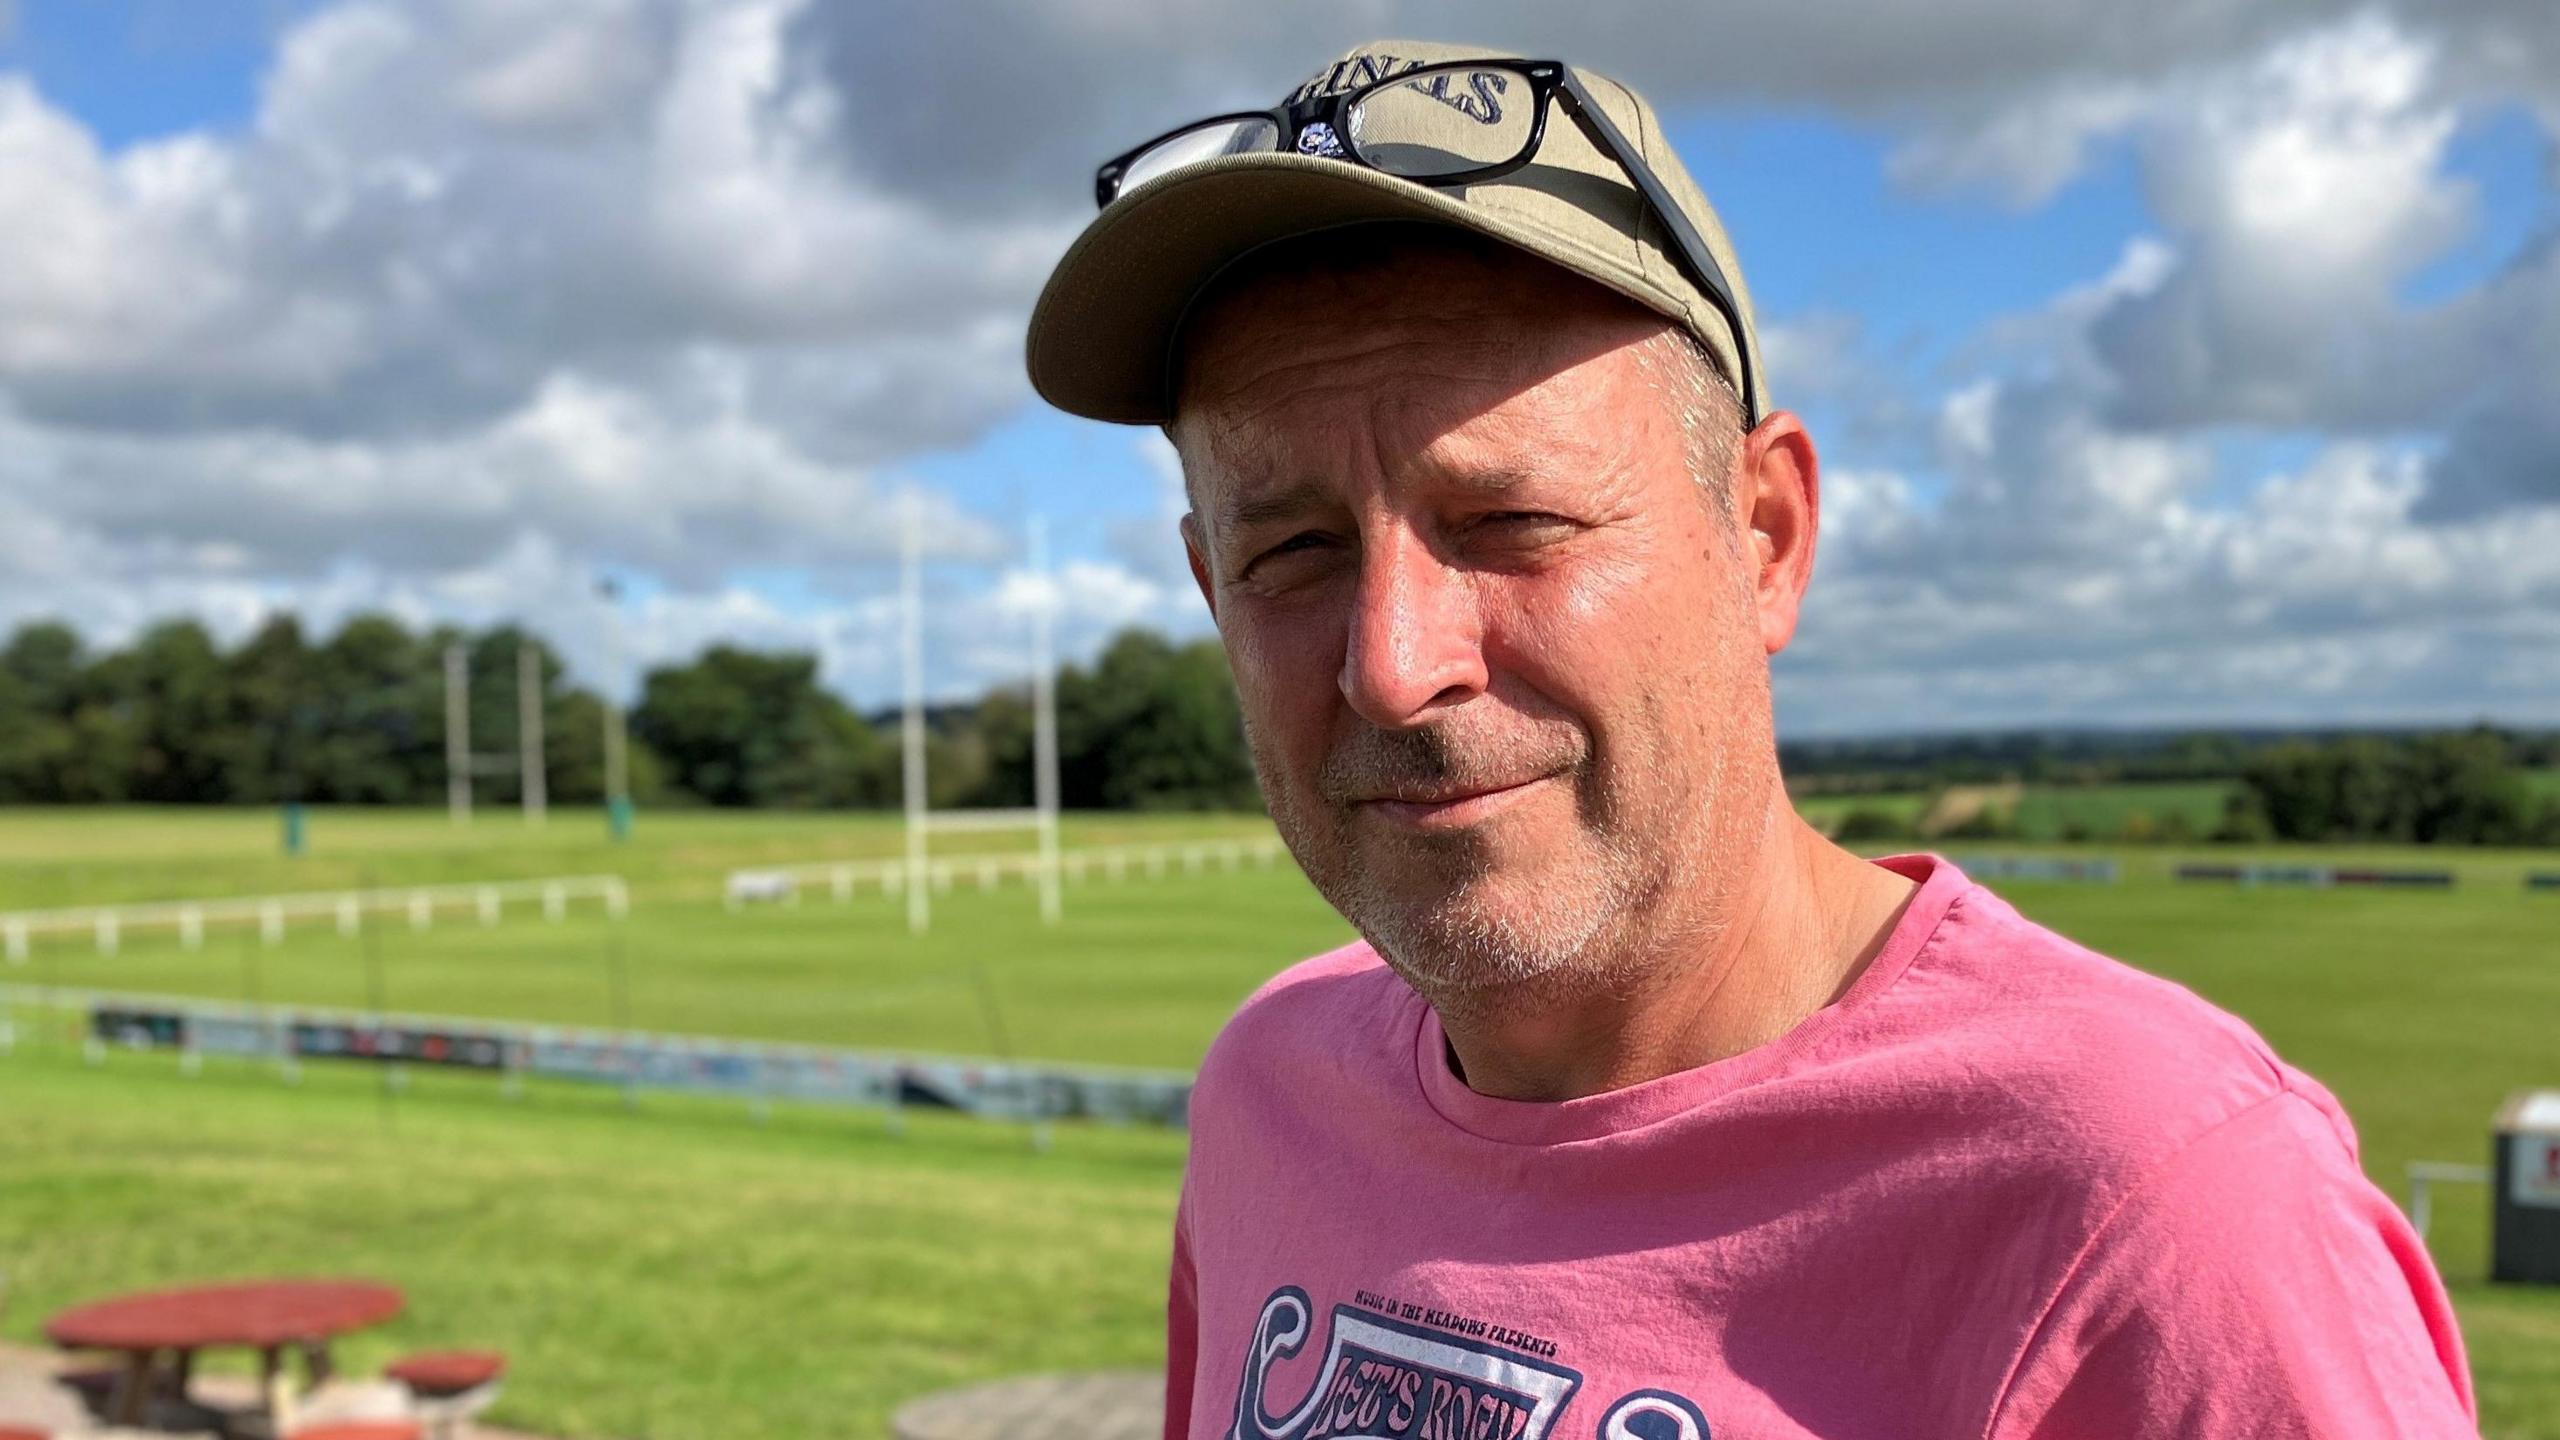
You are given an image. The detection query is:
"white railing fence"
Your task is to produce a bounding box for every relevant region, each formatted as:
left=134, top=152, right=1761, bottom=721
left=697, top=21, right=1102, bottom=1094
left=724, top=837, right=1290, bottom=911
left=2, top=875, right=630, bottom=962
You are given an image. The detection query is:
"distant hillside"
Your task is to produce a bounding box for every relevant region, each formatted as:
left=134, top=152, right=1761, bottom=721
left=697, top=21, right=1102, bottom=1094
left=1779, top=724, right=2560, bottom=793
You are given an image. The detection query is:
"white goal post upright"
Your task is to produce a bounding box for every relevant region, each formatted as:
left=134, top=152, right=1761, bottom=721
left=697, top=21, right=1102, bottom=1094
left=518, top=642, right=547, bottom=827
left=898, top=502, right=1064, bottom=934
left=1029, top=516, right=1063, bottom=926
left=901, top=504, right=931, bottom=935
left=442, top=638, right=552, bottom=829
left=445, top=643, right=471, bottom=824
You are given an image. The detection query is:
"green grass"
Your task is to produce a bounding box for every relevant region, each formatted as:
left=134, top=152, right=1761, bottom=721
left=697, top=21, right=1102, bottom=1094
left=2005, top=779, right=2235, bottom=839
left=0, top=808, right=1348, bottom=1071
left=0, top=805, right=1285, bottom=912
left=1787, top=788, right=1931, bottom=832
left=5, top=809, right=2559, bottom=1435
left=1796, top=770, right=2560, bottom=845
left=0, top=1048, right=1187, bottom=1440
left=1786, top=780, right=2239, bottom=840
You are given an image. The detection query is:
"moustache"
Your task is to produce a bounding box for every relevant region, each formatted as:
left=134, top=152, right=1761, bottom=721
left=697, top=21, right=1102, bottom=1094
left=1317, top=717, right=1588, bottom=805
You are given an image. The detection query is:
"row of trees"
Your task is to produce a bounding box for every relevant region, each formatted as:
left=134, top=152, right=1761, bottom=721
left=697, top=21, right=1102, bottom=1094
left=0, top=616, right=1258, bottom=812
left=2224, top=731, right=2559, bottom=846
left=2, top=613, right=2547, bottom=840
left=1822, top=728, right=2559, bottom=848
left=1781, top=725, right=2560, bottom=794
left=0, top=617, right=616, bottom=806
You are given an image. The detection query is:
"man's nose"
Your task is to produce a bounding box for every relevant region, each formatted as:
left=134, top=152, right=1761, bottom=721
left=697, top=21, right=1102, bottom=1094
left=1339, top=526, right=1487, bottom=728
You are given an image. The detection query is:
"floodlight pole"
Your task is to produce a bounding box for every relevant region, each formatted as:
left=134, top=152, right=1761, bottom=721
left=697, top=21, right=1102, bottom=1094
left=444, top=643, right=471, bottom=825
left=901, top=503, right=930, bottom=935
left=518, top=641, right=548, bottom=826
left=598, top=577, right=633, bottom=841
left=1029, top=517, right=1062, bottom=926
left=603, top=695, right=630, bottom=826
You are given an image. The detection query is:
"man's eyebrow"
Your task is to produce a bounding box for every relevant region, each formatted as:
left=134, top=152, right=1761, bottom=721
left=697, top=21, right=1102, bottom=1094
left=1218, top=479, right=1332, bottom=534
left=1213, top=467, right=1542, bottom=534
left=1444, top=466, right=1538, bottom=498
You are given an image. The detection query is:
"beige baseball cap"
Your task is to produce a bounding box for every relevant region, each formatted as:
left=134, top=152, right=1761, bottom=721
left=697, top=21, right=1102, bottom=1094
left=1024, top=40, right=1766, bottom=427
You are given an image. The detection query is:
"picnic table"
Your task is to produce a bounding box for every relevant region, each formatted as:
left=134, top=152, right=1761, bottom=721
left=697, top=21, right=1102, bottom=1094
left=46, top=1279, right=404, bottom=1431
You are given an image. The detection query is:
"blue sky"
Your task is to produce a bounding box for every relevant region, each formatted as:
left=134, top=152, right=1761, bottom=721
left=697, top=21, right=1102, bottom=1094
left=0, top=2, right=2553, bottom=732
left=0, top=2, right=285, bottom=143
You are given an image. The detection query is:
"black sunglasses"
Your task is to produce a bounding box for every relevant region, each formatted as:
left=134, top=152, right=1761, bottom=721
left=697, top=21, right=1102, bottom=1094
left=1094, top=58, right=1759, bottom=426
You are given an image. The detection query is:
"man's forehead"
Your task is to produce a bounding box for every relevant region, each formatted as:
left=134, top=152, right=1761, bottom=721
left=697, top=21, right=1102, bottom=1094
left=1167, top=228, right=1681, bottom=515
left=1187, top=362, right=1646, bottom=533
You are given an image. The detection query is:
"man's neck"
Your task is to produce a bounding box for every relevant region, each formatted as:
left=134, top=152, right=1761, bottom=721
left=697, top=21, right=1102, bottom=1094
left=1436, top=807, right=1921, bottom=1103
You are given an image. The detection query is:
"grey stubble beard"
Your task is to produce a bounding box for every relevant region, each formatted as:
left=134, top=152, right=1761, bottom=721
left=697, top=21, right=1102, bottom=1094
left=1250, top=688, right=1736, bottom=1024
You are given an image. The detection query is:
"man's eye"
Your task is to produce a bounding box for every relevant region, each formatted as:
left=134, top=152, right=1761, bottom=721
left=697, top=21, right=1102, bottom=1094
left=1243, top=532, right=1332, bottom=575
left=1475, top=511, right=1572, bottom=540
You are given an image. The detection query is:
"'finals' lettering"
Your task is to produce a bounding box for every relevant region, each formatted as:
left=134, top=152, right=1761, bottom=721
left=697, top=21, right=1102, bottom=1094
left=1288, top=55, right=1510, bottom=128
left=1291, top=54, right=1428, bottom=104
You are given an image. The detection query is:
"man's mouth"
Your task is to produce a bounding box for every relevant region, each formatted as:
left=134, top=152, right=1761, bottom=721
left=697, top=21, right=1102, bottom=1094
left=1356, top=774, right=1552, bottom=830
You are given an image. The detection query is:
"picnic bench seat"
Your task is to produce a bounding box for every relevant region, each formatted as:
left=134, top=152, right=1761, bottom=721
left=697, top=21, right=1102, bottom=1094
left=383, top=1352, right=504, bottom=1440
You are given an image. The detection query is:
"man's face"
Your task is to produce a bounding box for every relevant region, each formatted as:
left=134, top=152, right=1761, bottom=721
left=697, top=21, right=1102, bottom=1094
left=1173, top=241, right=1787, bottom=997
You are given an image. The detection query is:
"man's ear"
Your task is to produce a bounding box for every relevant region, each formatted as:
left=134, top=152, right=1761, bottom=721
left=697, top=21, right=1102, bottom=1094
left=1737, top=410, right=1819, bottom=656
left=1181, top=511, right=1218, bottom=621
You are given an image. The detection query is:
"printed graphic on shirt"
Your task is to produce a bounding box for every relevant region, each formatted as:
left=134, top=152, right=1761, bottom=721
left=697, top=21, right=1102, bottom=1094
left=1226, top=1287, right=1583, bottom=1440
left=1595, top=1390, right=1711, bottom=1440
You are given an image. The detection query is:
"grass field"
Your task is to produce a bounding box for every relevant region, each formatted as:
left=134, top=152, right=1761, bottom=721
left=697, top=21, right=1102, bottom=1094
left=0, top=808, right=1340, bottom=1069
left=4, top=806, right=2559, bottom=1437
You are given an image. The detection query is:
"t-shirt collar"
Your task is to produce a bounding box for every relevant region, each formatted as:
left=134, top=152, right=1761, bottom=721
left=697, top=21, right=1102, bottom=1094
left=1411, top=852, right=1969, bottom=1146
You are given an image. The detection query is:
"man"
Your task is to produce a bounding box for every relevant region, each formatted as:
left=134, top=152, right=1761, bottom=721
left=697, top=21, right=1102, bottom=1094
left=1026, top=40, right=2477, bottom=1440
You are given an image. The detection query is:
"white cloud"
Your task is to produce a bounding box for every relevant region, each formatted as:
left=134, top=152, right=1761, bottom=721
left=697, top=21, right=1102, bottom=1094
left=1786, top=394, right=2560, bottom=732
left=0, top=0, right=2552, bottom=729
left=1888, top=82, right=2152, bottom=208
left=2081, top=17, right=2476, bottom=430
left=0, top=373, right=996, bottom=586
left=1766, top=10, right=2559, bottom=730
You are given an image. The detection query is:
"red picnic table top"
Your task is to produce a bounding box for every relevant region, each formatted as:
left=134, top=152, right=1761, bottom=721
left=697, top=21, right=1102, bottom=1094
left=46, top=1279, right=404, bottom=1353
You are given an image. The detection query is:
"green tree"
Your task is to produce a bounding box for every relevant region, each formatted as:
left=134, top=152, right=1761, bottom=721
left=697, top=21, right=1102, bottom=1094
left=107, top=620, right=235, bottom=802
left=1055, top=630, right=1258, bottom=811
left=633, top=646, right=891, bottom=807
left=960, top=688, right=1037, bottom=809
left=216, top=615, right=313, bottom=803
left=2398, top=728, right=2529, bottom=844
left=2209, top=789, right=2275, bottom=844
left=2239, top=730, right=2533, bottom=845
left=0, top=621, right=84, bottom=800
left=303, top=614, right=440, bottom=803
left=1831, top=806, right=1908, bottom=843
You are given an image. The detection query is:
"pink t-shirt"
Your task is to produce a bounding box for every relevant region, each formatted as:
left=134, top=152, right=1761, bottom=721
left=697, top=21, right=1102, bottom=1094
left=1166, top=854, right=2475, bottom=1439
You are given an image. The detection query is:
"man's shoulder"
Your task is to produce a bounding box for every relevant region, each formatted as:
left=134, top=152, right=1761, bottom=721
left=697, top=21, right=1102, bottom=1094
left=1906, top=873, right=2357, bottom=1181
left=1193, top=938, right=1415, bottom=1098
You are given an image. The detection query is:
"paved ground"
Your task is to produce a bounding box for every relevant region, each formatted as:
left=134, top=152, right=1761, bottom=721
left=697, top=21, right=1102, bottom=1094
left=890, top=1370, right=1161, bottom=1440
left=0, top=1342, right=545, bottom=1439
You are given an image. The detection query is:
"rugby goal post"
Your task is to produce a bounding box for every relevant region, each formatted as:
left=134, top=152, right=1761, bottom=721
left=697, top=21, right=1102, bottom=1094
left=443, top=640, right=550, bottom=828
left=899, top=504, right=1063, bottom=934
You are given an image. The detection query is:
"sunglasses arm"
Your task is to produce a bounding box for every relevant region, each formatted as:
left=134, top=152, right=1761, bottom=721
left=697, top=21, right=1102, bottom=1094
left=1552, top=72, right=1760, bottom=425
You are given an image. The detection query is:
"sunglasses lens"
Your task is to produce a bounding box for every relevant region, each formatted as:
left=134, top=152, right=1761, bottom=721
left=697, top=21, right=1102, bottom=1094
left=1117, top=117, right=1282, bottom=199
left=1346, top=66, right=1535, bottom=179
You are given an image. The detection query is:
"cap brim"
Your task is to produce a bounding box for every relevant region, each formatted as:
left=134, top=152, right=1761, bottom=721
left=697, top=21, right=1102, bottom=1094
left=1025, top=152, right=1688, bottom=425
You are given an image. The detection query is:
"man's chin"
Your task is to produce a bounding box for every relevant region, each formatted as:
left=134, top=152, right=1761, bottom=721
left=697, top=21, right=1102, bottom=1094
left=1346, top=873, right=1611, bottom=994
